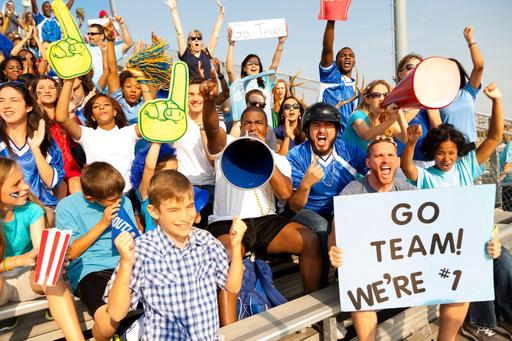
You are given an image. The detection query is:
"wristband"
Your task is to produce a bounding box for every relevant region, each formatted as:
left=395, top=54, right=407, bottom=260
left=2, top=258, right=10, bottom=272
left=218, top=74, right=224, bottom=80
left=468, top=42, right=477, bottom=47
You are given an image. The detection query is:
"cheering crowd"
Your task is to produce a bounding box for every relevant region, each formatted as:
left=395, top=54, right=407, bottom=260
left=0, top=0, right=511, bottom=340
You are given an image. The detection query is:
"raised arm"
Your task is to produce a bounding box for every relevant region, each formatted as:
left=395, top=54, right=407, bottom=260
left=66, top=0, right=75, bottom=9
left=320, top=20, right=335, bottom=67
left=10, top=28, right=32, bottom=56
left=164, top=0, right=187, bottom=56
left=56, top=79, right=83, bottom=140
left=476, top=83, right=503, bottom=164
left=426, top=109, right=441, bottom=128
left=105, top=21, right=121, bottom=93
left=31, top=0, right=39, bottom=14
left=226, top=27, right=236, bottom=83
left=212, top=58, right=230, bottom=105
left=400, top=125, right=421, bottom=182
left=463, top=26, right=484, bottom=90
left=207, top=0, right=224, bottom=56
left=352, top=110, right=400, bottom=141
left=268, top=33, right=287, bottom=82
left=96, top=42, right=109, bottom=91
left=28, top=120, right=56, bottom=188
left=201, top=69, right=227, bottom=155
left=139, top=143, right=161, bottom=200
left=114, top=16, right=134, bottom=55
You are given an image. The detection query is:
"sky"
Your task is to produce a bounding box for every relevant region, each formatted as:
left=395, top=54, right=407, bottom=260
left=8, top=0, right=512, bottom=116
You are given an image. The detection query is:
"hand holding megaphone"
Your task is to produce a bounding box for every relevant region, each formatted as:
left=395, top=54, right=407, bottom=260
left=138, top=61, right=189, bottom=142
left=47, top=0, right=92, bottom=79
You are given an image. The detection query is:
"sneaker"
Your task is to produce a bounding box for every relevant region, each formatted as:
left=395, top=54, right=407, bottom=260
left=0, top=317, right=19, bottom=332
left=44, top=309, right=53, bottom=321
left=460, top=322, right=509, bottom=340
left=496, top=321, right=512, bottom=338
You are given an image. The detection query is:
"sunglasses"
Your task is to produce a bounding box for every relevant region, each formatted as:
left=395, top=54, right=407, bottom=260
left=87, top=32, right=102, bottom=36
left=248, top=101, right=266, bottom=108
left=283, top=103, right=300, bottom=110
left=368, top=92, right=389, bottom=99
left=368, top=135, right=398, bottom=149
left=189, top=36, right=202, bottom=41
left=403, top=63, right=417, bottom=71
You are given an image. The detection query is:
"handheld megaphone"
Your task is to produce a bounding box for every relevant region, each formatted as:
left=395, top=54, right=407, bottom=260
left=220, top=136, right=275, bottom=190
left=382, top=57, right=460, bottom=109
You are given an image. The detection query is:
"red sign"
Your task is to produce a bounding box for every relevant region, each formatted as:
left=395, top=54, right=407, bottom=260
left=318, top=0, right=353, bottom=21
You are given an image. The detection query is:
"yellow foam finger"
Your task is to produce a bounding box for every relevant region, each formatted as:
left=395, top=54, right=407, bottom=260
left=168, top=61, right=189, bottom=110
left=47, top=0, right=92, bottom=79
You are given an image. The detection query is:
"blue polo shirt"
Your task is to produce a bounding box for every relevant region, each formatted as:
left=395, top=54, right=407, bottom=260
left=287, top=139, right=368, bottom=216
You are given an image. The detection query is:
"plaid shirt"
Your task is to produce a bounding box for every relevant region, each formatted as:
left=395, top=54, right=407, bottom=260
left=104, top=226, right=229, bottom=340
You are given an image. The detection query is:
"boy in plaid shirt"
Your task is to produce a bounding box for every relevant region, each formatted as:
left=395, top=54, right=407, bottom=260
left=104, top=170, right=246, bottom=340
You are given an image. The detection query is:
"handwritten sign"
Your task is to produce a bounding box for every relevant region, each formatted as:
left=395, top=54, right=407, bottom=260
left=333, top=185, right=495, bottom=311
left=138, top=61, right=188, bottom=142
left=228, top=19, right=286, bottom=41
left=47, top=0, right=92, bottom=79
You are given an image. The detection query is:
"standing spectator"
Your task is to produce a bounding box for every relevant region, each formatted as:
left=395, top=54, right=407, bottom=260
left=164, top=0, right=224, bottom=80
left=31, top=0, right=74, bottom=43
left=319, top=20, right=359, bottom=131
left=271, top=79, right=290, bottom=127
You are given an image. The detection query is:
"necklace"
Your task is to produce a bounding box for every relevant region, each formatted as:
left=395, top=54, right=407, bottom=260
left=319, top=152, right=336, bottom=188
left=253, top=187, right=274, bottom=216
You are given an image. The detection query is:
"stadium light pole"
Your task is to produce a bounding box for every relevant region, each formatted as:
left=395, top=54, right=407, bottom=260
left=393, top=0, right=408, bottom=77
left=109, top=0, right=118, bottom=17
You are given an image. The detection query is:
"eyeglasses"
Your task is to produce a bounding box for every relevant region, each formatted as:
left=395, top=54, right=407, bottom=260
left=245, top=61, right=259, bottom=67
left=283, top=103, right=300, bottom=110
left=189, top=36, right=202, bottom=41
left=403, top=63, right=417, bottom=71
left=87, top=32, right=102, bottom=36
left=248, top=101, right=266, bottom=108
left=368, top=135, right=397, bottom=149
left=368, top=92, right=389, bottom=99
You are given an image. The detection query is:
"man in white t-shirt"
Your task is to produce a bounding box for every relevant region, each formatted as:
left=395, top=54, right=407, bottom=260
left=86, top=16, right=133, bottom=84
left=201, top=77, right=322, bottom=326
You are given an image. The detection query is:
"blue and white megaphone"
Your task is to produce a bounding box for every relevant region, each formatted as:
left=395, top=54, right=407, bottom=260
left=220, top=136, right=275, bottom=190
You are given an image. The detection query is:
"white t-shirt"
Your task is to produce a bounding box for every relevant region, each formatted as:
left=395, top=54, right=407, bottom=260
left=78, top=125, right=139, bottom=192
left=174, top=116, right=225, bottom=186
left=208, top=135, right=291, bottom=223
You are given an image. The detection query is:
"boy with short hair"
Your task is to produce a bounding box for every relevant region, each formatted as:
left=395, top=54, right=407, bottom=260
left=105, top=170, right=246, bottom=340
left=56, top=162, right=136, bottom=341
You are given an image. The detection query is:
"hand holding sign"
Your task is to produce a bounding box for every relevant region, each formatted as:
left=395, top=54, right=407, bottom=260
left=138, top=61, right=189, bottom=142
left=47, top=0, right=92, bottom=79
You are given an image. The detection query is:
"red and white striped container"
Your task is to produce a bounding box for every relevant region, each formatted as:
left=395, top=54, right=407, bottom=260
left=34, top=229, right=72, bottom=286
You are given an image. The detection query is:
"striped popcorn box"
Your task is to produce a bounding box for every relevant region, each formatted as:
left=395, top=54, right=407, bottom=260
left=34, top=229, right=72, bottom=286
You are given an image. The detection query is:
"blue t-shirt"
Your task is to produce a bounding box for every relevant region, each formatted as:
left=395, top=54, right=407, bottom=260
left=341, top=110, right=371, bottom=151
left=110, top=88, right=144, bottom=125
left=55, top=192, right=136, bottom=292
left=319, top=62, right=359, bottom=132
left=34, top=13, right=62, bottom=43
left=499, top=142, right=512, bottom=183
left=396, top=109, right=430, bottom=160
left=0, top=140, right=64, bottom=207
left=135, top=190, right=156, bottom=233
left=413, top=150, right=483, bottom=189
left=3, top=202, right=44, bottom=258
left=440, top=82, right=480, bottom=143
left=287, top=139, right=368, bottom=216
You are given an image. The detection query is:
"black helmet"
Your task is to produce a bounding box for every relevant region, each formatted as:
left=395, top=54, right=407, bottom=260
left=302, top=102, right=341, bottom=134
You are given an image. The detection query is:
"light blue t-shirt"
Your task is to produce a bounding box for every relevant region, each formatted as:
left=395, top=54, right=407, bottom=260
left=440, top=82, right=481, bottom=143
left=111, top=88, right=144, bottom=125
left=499, top=142, right=512, bottom=183
left=135, top=190, right=156, bottom=233
left=3, top=202, right=44, bottom=258
left=55, top=192, right=136, bottom=292
left=413, top=150, right=483, bottom=189
left=341, top=110, right=371, bottom=151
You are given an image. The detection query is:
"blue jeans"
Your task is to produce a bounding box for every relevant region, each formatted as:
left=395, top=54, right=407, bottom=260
left=291, top=209, right=331, bottom=288
left=469, top=246, right=512, bottom=328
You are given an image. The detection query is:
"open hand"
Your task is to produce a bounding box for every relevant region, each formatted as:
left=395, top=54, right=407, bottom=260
left=29, top=119, right=46, bottom=151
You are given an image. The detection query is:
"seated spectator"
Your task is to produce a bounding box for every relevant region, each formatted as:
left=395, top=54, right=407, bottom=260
left=164, top=0, right=224, bottom=80
left=201, top=77, right=321, bottom=326
left=56, top=162, right=137, bottom=341
left=274, top=95, right=306, bottom=156
left=0, top=157, right=84, bottom=339
left=0, top=55, right=23, bottom=82
left=104, top=170, right=246, bottom=339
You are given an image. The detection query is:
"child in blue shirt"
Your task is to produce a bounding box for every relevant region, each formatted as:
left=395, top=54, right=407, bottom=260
left=0, top=157, right=84, bottom=339
left=105, top=170, right=246, bottom=340
left=56, top=161, right=136, bottom=341
left=401, top=83, right=509, bottom=339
